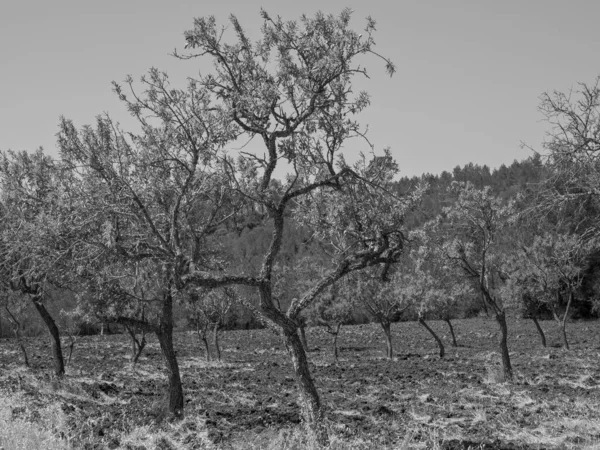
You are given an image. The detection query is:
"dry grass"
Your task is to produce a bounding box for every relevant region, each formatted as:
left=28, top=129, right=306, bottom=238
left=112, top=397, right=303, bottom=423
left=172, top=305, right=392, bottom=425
left=0, top=394, right=71, bottom=450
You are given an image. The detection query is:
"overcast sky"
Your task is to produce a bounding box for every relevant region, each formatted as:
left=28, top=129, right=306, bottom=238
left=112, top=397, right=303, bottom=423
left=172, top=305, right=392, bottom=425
left=1, top=0, right=599, bottom=177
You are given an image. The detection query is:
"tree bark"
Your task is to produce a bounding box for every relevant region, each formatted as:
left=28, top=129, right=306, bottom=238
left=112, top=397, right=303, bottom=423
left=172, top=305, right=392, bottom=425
left=299, top=325, right=308, bottom=352
left=155, top=292, right=184, bottom=419
left=284, top=329, right=327, bottom=444
left=531, top=317, right=547, bottom=348
left=419, top=318, right=445, bottom=358
left=332, top=323, right=341, bottom=363
left=31, top=295, right=64, bottom=377
left=380, top=320, right=393, bottom=359
left=213, top=323, right=221, bottom=361
left=444, top=318, right=458, bottom=347
left=495, top=310, right=513, bottom=382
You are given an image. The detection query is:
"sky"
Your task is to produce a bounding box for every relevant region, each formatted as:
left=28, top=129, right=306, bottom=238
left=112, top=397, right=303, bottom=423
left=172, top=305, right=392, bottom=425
left=1, top=0, right=599, bottom=178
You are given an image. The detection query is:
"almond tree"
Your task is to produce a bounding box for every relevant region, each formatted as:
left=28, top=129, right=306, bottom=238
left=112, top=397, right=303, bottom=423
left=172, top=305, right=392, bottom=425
left=177, top=10, right=423, bottom=442
left=503, top=232, right=596, bottom=350
left=537, top=76, right=600, bottom=233
left=355, top=268, right=412, bottom=360
left=184, top=287, right=237, bottom=361
left=437, top=182, right=517, bottom=382
left=0, top=149, right=77, bottom=377
left=410, top=242, right=474, bottom=348
left=58, top=68, right=237, bottom=418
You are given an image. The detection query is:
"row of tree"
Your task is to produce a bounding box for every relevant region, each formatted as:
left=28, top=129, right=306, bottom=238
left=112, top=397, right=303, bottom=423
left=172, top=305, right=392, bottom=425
left=2, top=9, right=600, bottom=444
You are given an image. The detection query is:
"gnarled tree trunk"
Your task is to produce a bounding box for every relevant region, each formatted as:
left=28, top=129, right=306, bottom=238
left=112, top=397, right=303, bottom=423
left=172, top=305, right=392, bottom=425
left=283, top=329, right=327, bottom=444
left=32, top=295, right=64, bottom=377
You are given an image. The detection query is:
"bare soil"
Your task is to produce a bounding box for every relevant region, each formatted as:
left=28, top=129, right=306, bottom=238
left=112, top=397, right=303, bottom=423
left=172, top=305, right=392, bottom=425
left=1, top=317, right=599, bottom=449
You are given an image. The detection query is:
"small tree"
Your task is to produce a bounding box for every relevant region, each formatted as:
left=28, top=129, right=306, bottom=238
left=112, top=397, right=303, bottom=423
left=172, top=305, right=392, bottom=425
left=185, top=287, right=237, bottom=361
left=437, top=182, right=518, bottom=382
left=504, top=232, right=596, bottom=350
left=306, top=280, right=354, bottom=362
left=355, top=269, right=411, bottom=359
left=0, top=149, right=75, bottom=377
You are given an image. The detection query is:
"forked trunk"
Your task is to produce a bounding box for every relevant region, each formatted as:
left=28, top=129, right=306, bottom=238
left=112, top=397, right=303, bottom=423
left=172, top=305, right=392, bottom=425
left=32, top=295, right=64, bottom=377
left=419, top=318, right=445, bottom=358
left=284, top=329, right=327, bottom=444
left=381, top=320, right=393, bottom=359
left=213, top=323, right=221, bottom=361
left=495, top=310, right=513, bottom=382
left=531, top=317, right=547, bottom=348
left=444, top=318, right=458, bottom=347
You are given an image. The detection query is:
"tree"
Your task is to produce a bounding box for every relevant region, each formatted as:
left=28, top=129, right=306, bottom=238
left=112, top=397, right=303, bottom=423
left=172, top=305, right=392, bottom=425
left=185, top=287, right=237, bottom=361
left=410, top=240, right=474, bottom=348
left=58, top=60, right=238, bottom=419
left=437, top=182, right=518, bottom=382
left=177, top=10, right=423, bottom=443
left=306, top=279, right=354, bottom=363
left=355, top=269, right=411, bottom=360
left=503, top=232, right=596, bottom=350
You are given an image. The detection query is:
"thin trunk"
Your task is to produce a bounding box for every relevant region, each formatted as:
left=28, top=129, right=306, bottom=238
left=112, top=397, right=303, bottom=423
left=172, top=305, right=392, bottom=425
left=531, top=317, right=547, bottom=348
left=31, top=295, right=64, bottom=377
left=299, top=325, right=308, bottom=352
left=195, top=322, right=211, bottom=361
left=560, top=292, right=573, bottom=351
left=381, top=320, right=393, bottom=359
left=444, top=318, right=458, bottom=347
left=213, top=323, right=221, bottom=361
left=495, top=310, right=513, bottom=382
left=126, top=326, right=147, bottom=366
left=66, top=335, right=76, bottom=366
left=156, top=292, right=184, bottom=419
left=132, top=334, right=146, bottom=365
left=332, top=323, right=341, bottom=363
left=284, top=329, right=328, bottom=444
left=419, top=318, right=445, bottom=358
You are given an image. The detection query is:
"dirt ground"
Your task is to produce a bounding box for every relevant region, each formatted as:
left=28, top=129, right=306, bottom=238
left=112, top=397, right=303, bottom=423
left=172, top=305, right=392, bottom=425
left=1, top=317, right=599, bottom=449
